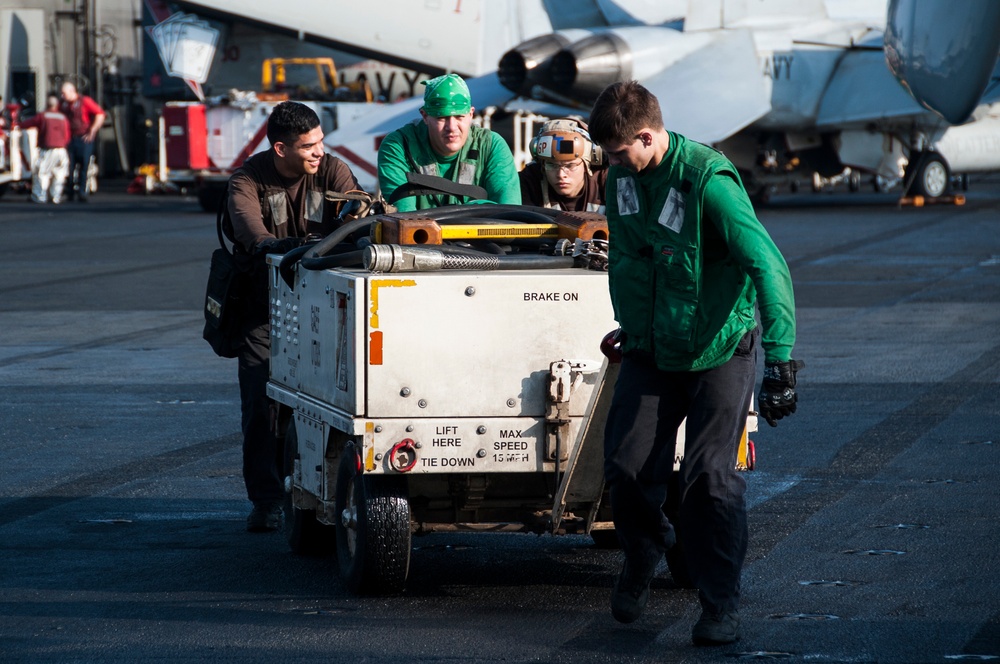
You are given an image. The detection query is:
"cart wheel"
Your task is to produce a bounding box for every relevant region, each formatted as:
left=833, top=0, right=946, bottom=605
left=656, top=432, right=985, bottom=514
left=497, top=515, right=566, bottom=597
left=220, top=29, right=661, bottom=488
left=283, top=422, right=335, bottom=556
left=664, top=474, right=694, bottom=589
left=747, top=440, right=756, bottom=471
left=335, top=448, right=411, bottom=594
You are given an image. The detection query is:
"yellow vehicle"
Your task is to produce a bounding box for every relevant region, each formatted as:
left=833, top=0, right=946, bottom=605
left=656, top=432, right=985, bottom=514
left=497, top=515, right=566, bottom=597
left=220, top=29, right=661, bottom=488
left=260, top=57, right=373, bottom=102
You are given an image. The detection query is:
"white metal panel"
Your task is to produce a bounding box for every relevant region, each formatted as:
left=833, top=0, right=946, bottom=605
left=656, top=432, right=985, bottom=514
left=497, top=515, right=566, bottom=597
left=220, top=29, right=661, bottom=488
left=294, top=410, right=326, bottom=497
left=933, top=109, right=1000, bottom=173
left=289, top=268, right=366, bottom=415
left=205, top=104, right=272, bottom=168
left=177, top=0, right=553, bottom=77
left=642, top=29, right=770, bottom=143
left=364, top=269, right=615, bottom=419
left=360, top=417, right=585, bottom=475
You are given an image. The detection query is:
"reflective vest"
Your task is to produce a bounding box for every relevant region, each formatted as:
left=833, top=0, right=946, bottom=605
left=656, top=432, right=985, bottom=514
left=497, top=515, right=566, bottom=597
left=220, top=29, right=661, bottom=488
left=395, top=121, right=491, bottom=208
left=607, top=132, right=758, bottom=371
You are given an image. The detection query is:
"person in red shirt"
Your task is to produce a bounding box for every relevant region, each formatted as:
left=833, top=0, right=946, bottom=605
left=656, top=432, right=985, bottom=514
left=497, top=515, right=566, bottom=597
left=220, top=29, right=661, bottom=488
left=19, top=94, right=71, bottom=204
left=59, top=82, right=105, bottom=202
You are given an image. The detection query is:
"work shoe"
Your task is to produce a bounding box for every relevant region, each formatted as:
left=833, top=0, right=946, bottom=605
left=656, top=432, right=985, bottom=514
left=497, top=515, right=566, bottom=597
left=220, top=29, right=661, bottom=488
left=610, top=549, right=662, bottom=624
left=246, top=501, right=283, bottom=533
left=692, top=609, right=741, bottom=646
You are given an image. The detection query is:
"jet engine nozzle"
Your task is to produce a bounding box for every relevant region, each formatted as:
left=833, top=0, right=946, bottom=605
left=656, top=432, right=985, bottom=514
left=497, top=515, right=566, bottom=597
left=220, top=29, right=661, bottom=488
left=548, top=32, right=632, bottom=103
left=498, top=32, right=586, bottom=97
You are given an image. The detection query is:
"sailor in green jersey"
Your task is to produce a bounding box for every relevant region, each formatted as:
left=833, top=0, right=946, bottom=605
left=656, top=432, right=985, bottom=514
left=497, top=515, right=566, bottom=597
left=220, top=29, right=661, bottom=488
left=377, top=73, right=521, bottom=211
left=588, top=81, right=803, bottom=646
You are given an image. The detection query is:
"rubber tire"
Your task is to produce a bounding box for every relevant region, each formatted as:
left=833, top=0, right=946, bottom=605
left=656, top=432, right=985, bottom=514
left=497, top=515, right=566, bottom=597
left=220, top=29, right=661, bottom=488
left=663, top=474, right=694, bottom=589
left=283, top=422, right=335, bottom=556
left=848, top=170, right=861, bottom=192
left=909, top=151, right=950, bottom=198
left=335, top=449, right=411, bottom=595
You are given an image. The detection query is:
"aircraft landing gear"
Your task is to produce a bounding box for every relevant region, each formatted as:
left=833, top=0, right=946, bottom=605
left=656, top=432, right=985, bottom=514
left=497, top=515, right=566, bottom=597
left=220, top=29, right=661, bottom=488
left=906, top=150, right=951, bottom=198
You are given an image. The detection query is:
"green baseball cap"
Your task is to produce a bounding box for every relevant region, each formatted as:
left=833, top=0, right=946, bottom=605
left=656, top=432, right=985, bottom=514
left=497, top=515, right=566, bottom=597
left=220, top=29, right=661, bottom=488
left=421, top=74, right=472, bottom=117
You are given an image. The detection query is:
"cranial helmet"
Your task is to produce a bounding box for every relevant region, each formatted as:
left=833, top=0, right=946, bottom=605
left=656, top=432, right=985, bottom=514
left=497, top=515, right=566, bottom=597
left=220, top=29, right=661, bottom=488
left=529, top=118, right=604, bottom=167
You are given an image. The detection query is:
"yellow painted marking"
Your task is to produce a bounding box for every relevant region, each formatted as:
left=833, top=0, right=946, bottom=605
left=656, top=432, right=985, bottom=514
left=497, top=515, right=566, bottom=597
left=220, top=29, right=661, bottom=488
left=369, top=278, right=416, bottom=330
left=737, top=426, right=750, bottom=471
left=365, top=422, right=376, bottom=472
left=440, top=224, right=558, bottom=239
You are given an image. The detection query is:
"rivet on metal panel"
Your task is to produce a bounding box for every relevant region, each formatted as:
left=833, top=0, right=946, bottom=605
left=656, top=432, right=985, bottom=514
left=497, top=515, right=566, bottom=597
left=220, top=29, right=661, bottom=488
left=374, top=453, right=382, bottom=461
left=375, top=425, right=383, bottom=433
left=477, top=426, right=487, bottom=435
left=406, top=425, right=414, bottom=432
left=476, top=449, right=486, bottom=458
left=400, top=387, right=411, bottom=397
left=418, top=399, right=427, bottom=408
left=465, top=286, right=476, bottom=296
left=506, top=399, right=517, bottom=408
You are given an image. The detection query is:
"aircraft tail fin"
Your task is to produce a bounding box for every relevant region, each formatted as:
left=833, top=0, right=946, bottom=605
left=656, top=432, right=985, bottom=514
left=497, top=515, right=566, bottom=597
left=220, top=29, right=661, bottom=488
left=685, top=0, right=828, bottom=31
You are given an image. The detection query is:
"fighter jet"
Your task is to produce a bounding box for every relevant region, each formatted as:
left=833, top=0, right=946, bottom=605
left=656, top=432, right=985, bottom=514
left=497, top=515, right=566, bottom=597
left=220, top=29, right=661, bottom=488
left=885, top=0, right=1000, bottom=125
left=173, top=0, right=1000, bottom=199
left=497, top=0, right=1000, bottom=198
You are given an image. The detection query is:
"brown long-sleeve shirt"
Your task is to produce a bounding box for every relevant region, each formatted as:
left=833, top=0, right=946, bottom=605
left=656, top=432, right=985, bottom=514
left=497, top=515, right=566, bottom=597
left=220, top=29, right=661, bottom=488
left=227, top=151, right=359, bottom=254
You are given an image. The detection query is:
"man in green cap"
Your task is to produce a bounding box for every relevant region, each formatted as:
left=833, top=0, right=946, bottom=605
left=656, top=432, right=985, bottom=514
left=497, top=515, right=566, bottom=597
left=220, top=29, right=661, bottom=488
left=377, top=73, right=521, bottom=211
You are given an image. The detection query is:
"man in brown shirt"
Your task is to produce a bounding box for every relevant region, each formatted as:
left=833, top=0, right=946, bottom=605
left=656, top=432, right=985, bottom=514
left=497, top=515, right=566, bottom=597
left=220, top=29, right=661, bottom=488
left=226, top=101, right=359, bottom=532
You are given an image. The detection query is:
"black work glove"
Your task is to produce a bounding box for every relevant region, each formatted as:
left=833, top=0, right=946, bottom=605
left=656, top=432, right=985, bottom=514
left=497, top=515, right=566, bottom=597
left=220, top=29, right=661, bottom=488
left=254, top=236, right=304, bottom=256
left=758, top=360, right=805, bottom=427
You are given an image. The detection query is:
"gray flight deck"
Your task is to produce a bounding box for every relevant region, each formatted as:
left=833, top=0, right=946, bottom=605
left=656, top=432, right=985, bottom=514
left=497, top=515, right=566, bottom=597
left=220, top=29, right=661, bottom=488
left=1, top=181, right=998, bottom=662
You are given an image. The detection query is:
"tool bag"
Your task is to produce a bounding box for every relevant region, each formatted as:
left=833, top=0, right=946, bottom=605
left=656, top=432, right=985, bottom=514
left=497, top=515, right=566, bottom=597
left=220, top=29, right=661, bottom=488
left=202, top=193, right=252, bottom=358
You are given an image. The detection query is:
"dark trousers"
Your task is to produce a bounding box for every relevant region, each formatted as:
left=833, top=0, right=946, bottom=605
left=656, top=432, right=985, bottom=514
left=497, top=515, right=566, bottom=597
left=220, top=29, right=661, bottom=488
left=604, top=328, right=758, bottom=614
left=238, top=323, right=283, bottom=505
left=67, top=136, right=94, bottom=201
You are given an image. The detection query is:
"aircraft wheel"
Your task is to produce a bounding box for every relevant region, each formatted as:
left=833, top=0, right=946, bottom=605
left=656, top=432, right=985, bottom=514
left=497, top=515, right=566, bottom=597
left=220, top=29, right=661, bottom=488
left=283, top=421, right=335, bottom=556
left=909, top=151, right=951, bottom=198
left=86, top=155, right=98, bottom=195
left=335, top=448, right=411, bottom=595
left=848, top=170, right=861, bottom=192
left=811, top=172, right=823, bottom=193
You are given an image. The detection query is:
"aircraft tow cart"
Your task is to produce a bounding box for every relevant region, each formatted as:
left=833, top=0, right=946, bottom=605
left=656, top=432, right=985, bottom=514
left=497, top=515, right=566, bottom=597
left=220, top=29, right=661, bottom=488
left=266, top=202, right=756, bottom=594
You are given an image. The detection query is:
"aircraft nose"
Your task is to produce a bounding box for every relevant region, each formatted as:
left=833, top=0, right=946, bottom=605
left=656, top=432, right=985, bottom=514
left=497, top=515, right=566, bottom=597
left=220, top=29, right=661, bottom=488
left=885, top=0, right=1000, bottom=124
